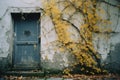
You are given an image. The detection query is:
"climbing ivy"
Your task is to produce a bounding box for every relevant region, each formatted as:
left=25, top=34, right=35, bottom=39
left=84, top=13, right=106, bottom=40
left=42, top=0, right=110, bottom=75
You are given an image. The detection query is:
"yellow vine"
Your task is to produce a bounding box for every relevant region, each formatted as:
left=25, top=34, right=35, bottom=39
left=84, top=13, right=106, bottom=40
left=43, top=0, right=109, bottom=74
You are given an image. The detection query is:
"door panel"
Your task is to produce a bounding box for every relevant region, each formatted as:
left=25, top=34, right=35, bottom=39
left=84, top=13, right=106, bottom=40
left=14, top=44, right=39, bottom=68
left=12, top=13, right=40, bottom=69
left=16, top=19, right=38, bottom=41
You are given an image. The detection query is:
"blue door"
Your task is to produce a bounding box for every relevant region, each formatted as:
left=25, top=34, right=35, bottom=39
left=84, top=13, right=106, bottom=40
left=12, top=13, right=40, bottom=69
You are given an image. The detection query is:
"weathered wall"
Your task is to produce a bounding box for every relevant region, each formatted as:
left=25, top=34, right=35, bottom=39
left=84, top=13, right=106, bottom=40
left=0, top=0, right=75, bottom=71
left=0, top=0, right=43, bottom=71
left=93, top=0, right=120, bottom=73
left=0, top=0, right=120, bottom=73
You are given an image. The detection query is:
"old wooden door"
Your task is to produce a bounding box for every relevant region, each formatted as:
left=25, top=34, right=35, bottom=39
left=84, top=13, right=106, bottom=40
left=12, top=13, right=40, bottom=69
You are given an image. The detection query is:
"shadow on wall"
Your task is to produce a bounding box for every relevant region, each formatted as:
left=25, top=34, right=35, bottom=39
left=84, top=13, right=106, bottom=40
left=0, top=57, right=9, bottom=75
left=105, top=43, right=120, bottom=74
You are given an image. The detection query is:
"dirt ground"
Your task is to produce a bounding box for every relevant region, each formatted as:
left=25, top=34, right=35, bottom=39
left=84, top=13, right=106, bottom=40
left=0, top=74, right=120, bottom=80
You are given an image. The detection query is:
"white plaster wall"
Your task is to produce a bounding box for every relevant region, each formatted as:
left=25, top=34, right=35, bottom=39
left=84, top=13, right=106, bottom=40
left=0, top=7, right=12, bottom=57
left=0, top=0, right=76, bottom=70
left=0, top=0, right=42, bottom=58
left=0, top=0, right=120, bottom=71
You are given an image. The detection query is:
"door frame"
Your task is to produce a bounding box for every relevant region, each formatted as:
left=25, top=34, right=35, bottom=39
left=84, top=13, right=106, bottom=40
left=11, top=13, right=41, bottom=70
